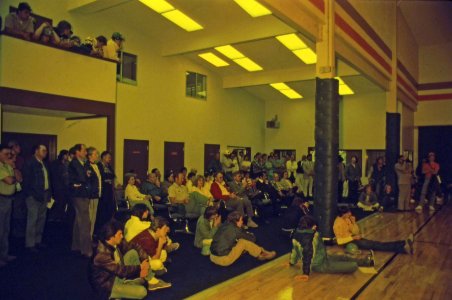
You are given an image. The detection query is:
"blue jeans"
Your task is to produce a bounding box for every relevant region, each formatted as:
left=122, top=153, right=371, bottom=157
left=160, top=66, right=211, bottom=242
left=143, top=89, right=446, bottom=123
left=0, top=195, right=13, bottom=259
left=109, top=250, right=152, bottom=299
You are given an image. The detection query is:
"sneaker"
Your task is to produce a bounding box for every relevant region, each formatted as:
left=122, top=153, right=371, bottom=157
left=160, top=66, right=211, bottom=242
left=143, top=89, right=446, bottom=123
left=410, top=199, right=416, bottom=204
left=154, top=267, right=168, bottom=277
left=415, top=205, right=423, bottom=211
left=258, top=250, right=276, bottom=261
left=405, top=234, right=414, bottom=255
left=367, top=250, right=376, bottom=267
left=429, top=206, right=435, bottom=211
left=166, top=243, right=180, bottom=253
left=378, top=207, right=384, bottom=212
left=247, top=219, right=259, bottom=228
left=148, top=279, right=172, bottom=291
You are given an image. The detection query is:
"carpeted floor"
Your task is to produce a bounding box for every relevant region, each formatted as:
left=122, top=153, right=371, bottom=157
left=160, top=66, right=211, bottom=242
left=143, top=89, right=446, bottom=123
left=0, top=207, right=373, bottom=300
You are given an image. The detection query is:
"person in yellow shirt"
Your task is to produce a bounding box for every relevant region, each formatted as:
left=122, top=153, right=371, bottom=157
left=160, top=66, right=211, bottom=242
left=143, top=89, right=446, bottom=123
left=124, top=174, right=153, bottom=215
left=103, top=32, right=124, bottom=61
left=333, top=206, right=414, bottom=254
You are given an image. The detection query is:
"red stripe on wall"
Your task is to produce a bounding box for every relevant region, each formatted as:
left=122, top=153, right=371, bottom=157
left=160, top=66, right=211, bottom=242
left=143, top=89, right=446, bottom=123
left=397, top=60, right=418, bottom=89
left=309, top=0, right=325, bottom=13
left=335, top=14, right=392, bottom=74
left=418, top=93, right=452, bottom=101
left=397, top=75, right=418, bottom=100
left=336, top=0, right=392, bottom=59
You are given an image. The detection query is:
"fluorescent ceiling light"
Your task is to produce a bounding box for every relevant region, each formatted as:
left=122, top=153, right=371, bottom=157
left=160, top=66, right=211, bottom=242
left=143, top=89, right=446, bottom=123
left=161, top=9, right=203, bottom=32
left=339, top=84, right=354, bottom=95
left=270, top=82, right=303, bottom=99
left=215, top=45, right=245, bottom=60
left=335, top=77, right=354, bottom=95
left=139, top=0, right=174, bottom=13
left=234, top=0, right=271, bottom=17
left=270, top=82, right=291, bottom=90
left=279, top=89, right=303, bottom=99
left=276, top=33, right=308, bottom=50
left=198, top=52, right=230, bottom=67
left=293, top=48, right=317, bottom=64
left=234, top=57, right=263, bottom=72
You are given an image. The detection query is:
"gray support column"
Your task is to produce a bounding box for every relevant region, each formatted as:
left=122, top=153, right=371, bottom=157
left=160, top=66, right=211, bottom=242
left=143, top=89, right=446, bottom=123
left=314, top=77, right=339, bottom=239
left=385, top=112, right=401, bottom=191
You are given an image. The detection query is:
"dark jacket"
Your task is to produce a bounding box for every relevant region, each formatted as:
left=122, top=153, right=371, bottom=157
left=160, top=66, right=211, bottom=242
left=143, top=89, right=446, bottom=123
left=89, top=239, right=148, bottom=300
left=210, top=222, right=256, bottom=256
left=290, top=229, right=326, bottom=275
left=22, top=157, right=51, bottom=202
left=87, top=162, right=102, bottom=199
left=207, top=159, right=222, bottom=174
left=68, top=159, right=90, bottom=198
left=282, top=204, right=311, bottom=230
left=141, top=181, right=164, bottom=199
left=49, top=159, right=69, bottom=192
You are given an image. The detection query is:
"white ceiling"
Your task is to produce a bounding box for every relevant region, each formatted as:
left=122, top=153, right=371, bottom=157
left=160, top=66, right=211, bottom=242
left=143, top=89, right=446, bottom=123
left=2, top=105, right=95, bottom=119
left=399, top=0, right=452, bottom=46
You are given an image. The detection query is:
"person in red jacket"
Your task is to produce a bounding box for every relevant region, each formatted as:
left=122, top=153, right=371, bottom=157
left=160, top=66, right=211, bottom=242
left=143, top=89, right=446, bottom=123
left=210, top=172, right=249, bottom=220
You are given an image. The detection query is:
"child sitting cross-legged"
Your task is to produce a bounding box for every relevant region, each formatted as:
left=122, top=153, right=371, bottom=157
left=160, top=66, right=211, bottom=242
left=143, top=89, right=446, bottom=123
left=289, top=215, right=375, bottom=282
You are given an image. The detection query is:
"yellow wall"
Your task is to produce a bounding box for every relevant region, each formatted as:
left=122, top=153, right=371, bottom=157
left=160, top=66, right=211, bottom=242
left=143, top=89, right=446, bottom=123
left=0, top=36, right=117, bottom=103
left=2, top=112, right=107, bottom=152
left=401, top=102, right=414, bottom=151
left=397, top=10, right=418, bottom=81
left=348, top=0, right=395, bottom=51
left=415, top=101, right=452, bottom=126
left=265, top=92, right=386, bottom=154
left=419, top=42, right=452, bottom=83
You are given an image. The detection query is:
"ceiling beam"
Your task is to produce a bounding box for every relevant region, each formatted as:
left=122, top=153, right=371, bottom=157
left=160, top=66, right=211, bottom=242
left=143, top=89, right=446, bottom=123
left=260, top=0, right=322, bottom=42
left=161, top=16, right=294, bottom=56
left=67, top=0, right=130, bottom=13
left=223, top=63, right=359, bottom=89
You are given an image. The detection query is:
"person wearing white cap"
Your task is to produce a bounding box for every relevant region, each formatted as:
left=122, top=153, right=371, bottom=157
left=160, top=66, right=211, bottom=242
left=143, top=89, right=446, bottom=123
left=221, top=150, right=234, bottom=182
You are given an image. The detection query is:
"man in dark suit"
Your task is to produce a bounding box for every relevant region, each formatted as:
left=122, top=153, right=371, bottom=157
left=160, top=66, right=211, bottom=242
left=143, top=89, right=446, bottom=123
left=68, top=144, right=92, bottom=257
left=22, top=144, right=51, bottom=252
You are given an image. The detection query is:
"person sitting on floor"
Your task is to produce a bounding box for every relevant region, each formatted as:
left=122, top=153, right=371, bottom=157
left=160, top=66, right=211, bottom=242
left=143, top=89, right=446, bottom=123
left=125, top=174, right=154, bottom=215
left=281, top=197, right=311, bottom=233
left=357, top=184, right=380, bottom=211
left=380, top=184, right=396, bottom=209
left=194, top=206, right=222, bottom=256
left=128, top=216, right=174, bottom=280
left=333, top=206, right=414, bottom=254
left=125, top=204, right=179, bottom=262
left=210, top=211, right=276, bottom=266
left=289, top=215, right=375, bottom=282
left=89, top=220, right=169, bottom=300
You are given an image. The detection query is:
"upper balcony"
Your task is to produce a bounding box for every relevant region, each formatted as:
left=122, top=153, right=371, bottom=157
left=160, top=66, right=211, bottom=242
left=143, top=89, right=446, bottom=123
left=0, top=32, right=117, bottom=104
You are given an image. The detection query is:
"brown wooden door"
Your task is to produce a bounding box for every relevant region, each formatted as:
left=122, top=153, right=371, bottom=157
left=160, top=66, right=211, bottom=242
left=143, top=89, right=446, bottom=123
left=123, top=139, right=149, bottom=184
left=2, top=132, right=57, bottom=162
left=204, top=144, right=220, bottom=173
left=164, top=142, right=184, bottom=174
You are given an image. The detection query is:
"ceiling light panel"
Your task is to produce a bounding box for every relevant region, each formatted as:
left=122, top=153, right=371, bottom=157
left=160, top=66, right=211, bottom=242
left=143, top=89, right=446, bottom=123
left=270, top=82, right=291, bottom=90
left=198, top=52, right=230, bottom=67
left=234, top=0, right=272, bottom=17
left=279, top=89, right=303, bottom=99
left=139, top=0, right=174, bottom=13
left=293, top=48, right=317, bottom=64
left=233, top=57, right=263, bottom=72
left=162, top=9, right=204, bottom=32
left=214, top=45, right=245, bottom=60
left=276, top=33, right=308, bottom=50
